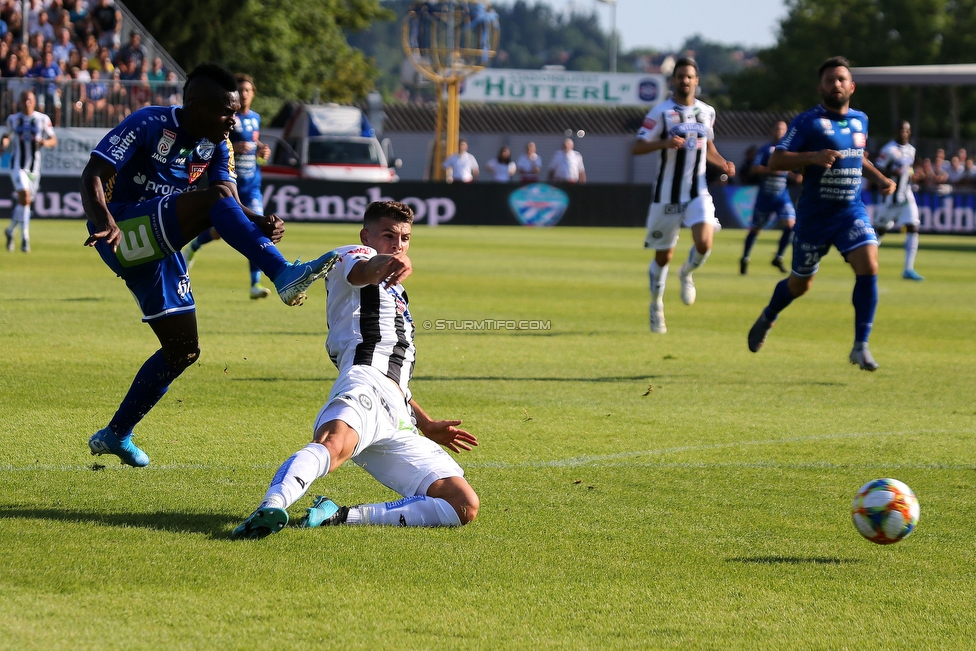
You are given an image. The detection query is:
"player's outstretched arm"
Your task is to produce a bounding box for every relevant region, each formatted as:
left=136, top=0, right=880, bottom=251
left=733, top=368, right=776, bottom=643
left=410, top=399, right=478, bottom=453
left=347, top=253, right=412, bottom=287
left=81, top=154, right=121, bottom=251
left=632, top=136, right=684, bottom=156
left=769, top=149, right=841, bottom=171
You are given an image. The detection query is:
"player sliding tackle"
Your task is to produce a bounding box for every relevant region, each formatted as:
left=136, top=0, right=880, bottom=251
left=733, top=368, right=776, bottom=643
left=747, top=57, right=896, bottom=370
left=233, top=201, right=479, bottom=539
left=82, top=63, right=339, bottom=468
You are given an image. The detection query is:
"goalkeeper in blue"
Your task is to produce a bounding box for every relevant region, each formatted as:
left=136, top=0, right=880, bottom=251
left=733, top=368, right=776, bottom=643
left=747, top=57, right=895, bottom=371
left=82, top=63, right=339, bottom=467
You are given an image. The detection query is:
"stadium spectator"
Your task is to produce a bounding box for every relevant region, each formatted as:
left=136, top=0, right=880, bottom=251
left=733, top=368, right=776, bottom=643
left=516, top=141, right=541, bottom=182
left=548, top=137, right=586, bottom=183
left=117, top=32, right=147, bottom=72
left=29, top=50, right=62, bottom=123
left=442, top=139, right=478, bottom=182
left=107, top=68, right=128, bottom=119
left=485, top=145, right=516, bottom=182
left=157, top=70, right=180, bottom=105
left=67, top=0, right=88, bottom=27
left=79, top=32, right=98, bottom=62
left=31, top=9, right=54, bottom=42
left=946, top=155, right=965, bottom=185
left=91, top=0, right=120, bottom=49
left=147, top=56, right=164, bottom=84
left=74, top=55, right=91, bottom=81
left=81, top=67, right=111, bottom=125
left=128, top=71, right=152, bottom=111
left=27, top=31, right=43, bottom=60
left=52, top=27, right=75, bottom=66
left=89, top=45, right=113, bottom=74
left=25, top=0, right=42, bottom=37
left=963, top=158, right=976, bottom=187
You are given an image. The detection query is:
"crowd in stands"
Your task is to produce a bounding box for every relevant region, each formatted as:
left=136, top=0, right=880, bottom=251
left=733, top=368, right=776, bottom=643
left=0, top=0, right=180, bottom=127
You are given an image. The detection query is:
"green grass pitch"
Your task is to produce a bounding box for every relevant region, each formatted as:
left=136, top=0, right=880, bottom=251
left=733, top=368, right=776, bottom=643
left=1, top=219, right=974, bottom=650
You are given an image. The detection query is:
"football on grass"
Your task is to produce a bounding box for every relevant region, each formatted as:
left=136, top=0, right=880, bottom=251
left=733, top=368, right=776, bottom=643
left=851, top=478, right=920, bottom=545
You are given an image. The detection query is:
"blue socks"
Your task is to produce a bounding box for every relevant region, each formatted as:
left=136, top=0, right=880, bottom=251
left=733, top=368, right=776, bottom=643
left=249, top=261, right=261, bottom=285
left=852, top=274, right=878, bottom=343
left=742, top=230, right=759, bottom=259
left=776, top=226, right=793, bottom=258
left=763, top=278, right=795, bottom=321
left=191, top=229, right=216, bottom=251
left=208, top=197, right=287, bottom=280
left=108, top=350, right=184, bottom=437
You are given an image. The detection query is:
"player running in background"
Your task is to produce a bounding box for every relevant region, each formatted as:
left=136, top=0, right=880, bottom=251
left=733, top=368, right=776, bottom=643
left=747, top=57, right=896, bottom=370
left=2, top=91, right=57, bottom=253
left=871, top=120, right=924, bottom=281
left=82, top=63, right=339, bottom=468
left=740, top=120, right=800, bottom=275
left=632, top=58, right=735, bottom=334
left=232, top=201, right=479, bottom=539
left=182, top=73, right=275, bottom=298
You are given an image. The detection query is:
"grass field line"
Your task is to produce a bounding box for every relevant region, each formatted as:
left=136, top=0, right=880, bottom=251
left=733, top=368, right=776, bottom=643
left=2, top=427, right=972, bottom=474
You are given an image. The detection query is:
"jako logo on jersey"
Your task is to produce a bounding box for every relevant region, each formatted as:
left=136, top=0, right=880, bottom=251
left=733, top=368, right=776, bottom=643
left=153, top=129, right=177, bottom=162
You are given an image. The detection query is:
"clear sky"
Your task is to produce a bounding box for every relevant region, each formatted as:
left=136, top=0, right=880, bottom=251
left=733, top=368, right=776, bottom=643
left=532, top=0, right=789, bottom=51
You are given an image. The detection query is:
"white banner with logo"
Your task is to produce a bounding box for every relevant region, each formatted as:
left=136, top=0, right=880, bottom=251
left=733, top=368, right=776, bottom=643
left=460, top=69, right=667, bottom=107
left=0, top=127, right=111, bottom=177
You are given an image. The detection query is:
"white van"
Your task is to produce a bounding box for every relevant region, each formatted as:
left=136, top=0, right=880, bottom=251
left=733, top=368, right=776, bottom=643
left=262, top=104, right=400, bottom=182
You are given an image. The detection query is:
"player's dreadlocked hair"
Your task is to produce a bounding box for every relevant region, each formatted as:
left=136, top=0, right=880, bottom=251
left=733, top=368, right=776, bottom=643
left=364, top=201, right=414, bottom=226
left=818, top=56, right=852, bottom=80
left=183, top=63, right=238, bottom=95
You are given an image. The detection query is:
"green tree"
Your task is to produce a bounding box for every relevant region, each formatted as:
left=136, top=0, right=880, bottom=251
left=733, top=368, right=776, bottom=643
left=126, top=0, right=392, bottom=104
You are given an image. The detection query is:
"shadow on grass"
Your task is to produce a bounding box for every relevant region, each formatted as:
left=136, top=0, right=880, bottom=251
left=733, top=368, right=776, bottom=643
left=4, top=296, right=107, bottom=302
left=0, top=507, right=240, bottom=539
left=728, top=556, right=859, bottom=565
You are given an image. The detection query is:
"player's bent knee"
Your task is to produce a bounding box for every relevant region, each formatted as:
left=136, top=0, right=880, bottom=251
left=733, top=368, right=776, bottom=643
left=163, top=344, right=200, bottom=371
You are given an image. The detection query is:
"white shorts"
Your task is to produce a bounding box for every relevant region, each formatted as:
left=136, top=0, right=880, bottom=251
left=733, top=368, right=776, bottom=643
left=644, top=194, right=720, bottom=250
left=314, top=365, right=464, bottom=498
left=11, top=169, right=39, bottom=195
left=872, top=194, right=919, bottom=229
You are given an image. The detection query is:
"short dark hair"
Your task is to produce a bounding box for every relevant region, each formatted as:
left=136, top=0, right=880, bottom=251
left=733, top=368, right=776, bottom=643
left=183, top=62, right=237, bottom=96
left=236, top=73, right=255, bottom=90
left=818, top=56, right=852, bottom=80
left=364, top=201, right=414, bottom=227
left=672, top=57, right=699, bottom=77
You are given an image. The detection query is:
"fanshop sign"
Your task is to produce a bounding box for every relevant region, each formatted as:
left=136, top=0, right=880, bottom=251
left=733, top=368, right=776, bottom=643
left=460, top=69, right=667, bottom=107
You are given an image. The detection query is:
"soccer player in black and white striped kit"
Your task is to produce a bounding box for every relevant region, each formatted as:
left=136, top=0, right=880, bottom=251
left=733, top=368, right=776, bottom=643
left=632, top=59, right=735, bottom=333
left=233, top=201, right=480, bottom=539
left=2, top=91, right=57, bottom=252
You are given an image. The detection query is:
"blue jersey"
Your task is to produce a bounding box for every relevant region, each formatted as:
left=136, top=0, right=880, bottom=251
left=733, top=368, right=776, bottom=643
left=231, top=109, right=262, bottom=196
left=92, top=105, right=235, bottom=205
left=777, top=105, right=868, bottom=222
left=753, top=142, right=789, bottom=201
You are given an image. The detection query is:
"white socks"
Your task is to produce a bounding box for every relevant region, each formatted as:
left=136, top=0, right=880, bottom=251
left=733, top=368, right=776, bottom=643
left=261, top=442, right=331, bottom=509
left=681, top=245, right=710, bottom=274
left=905, top=232, right=919, bottom=271
left=649, top=261, right=668, bottom=306
left=346, top=495, right=462, bottom=527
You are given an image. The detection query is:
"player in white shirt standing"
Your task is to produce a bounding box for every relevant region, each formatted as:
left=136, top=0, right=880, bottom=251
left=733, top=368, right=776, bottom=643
left=233, top=200, right=480, bottom=539
left=2, top=90, right=57, bottom=252
left=871, top=121, right=924, bottom=281
left=516, top=141, right=541, bottom=182
left=632, top=58, right=735, bottom=333
left=442, top=139, right=479, bottom=182
left=548, top=138, right=586, bottom=183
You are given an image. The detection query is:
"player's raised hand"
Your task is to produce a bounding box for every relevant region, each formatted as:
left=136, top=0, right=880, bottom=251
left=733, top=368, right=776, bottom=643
left=420, top=419, right=479, bottom=453
left=815, top=149, right=843, bottom=168
left=258, top=213, right=285, bottom=243
left=377, top=252, right=412, bottom=287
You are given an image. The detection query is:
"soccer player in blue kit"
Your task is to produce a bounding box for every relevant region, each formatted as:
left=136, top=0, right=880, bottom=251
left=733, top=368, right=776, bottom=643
left=740, top=120, right=799, bottom=275
left=747, top=57, right=896, bottom=371
left=182, top=73, right=274, bottom=299
left=82, top=63, right=338, bottom=467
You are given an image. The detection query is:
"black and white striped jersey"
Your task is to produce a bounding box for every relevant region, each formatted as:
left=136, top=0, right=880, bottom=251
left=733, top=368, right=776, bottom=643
left=326, top=244, right=416, bottom=399
left=4, top=111, right=54, bottom=174
left=874, top=140, right=916, bottom=205
left=636, top=98, right=716, bottom=204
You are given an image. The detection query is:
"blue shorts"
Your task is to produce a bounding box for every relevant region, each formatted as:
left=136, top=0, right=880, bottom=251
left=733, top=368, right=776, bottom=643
left=791, top=204, right=878, bottom=277
left=89, top=195, right=195, bottom=322
left=751, top=194, right=796, bottom=229
left=238, top=184, right=263, bottom=215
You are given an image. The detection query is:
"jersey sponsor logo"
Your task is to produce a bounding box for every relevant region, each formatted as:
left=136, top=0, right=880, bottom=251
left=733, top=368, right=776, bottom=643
left=642, top=117, right=657, bottom=130
left=108, top=130, right=138, bottom=161
left=837, top=147, right=864, bottom=158
left=176, top=275, right=191, bottom=299
left=853, top=133, right=866, bottom=148
left=348, top=246, right=373, bottom=256
left=155, top=129, right=177, bottom=158
left=196, top=141, right=215, bottom=161
left=358, top=394, right=373, bottom=410
left=850, top=118, right=862, bottom=131
left=189, top=163, right=208, bottom=184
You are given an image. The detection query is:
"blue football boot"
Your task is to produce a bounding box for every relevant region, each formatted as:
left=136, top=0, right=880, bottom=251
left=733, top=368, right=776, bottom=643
left=88, top=427, right=150, bottom=467
left=273, top=250, right=341, bottom=306
left=297, top=496, right=349, bottom=528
